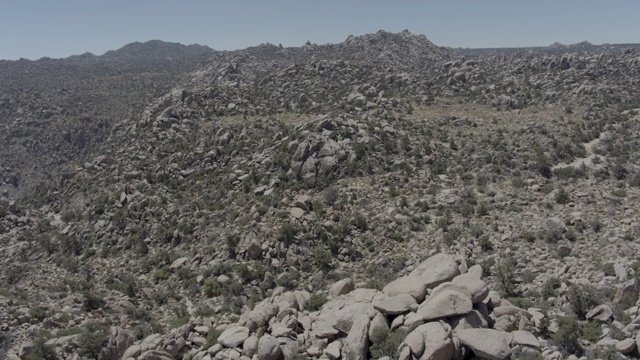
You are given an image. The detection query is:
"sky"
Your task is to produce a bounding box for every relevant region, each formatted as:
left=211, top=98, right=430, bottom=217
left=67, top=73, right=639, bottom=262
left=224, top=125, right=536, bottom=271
left=1, top=0, right=639, bottom=60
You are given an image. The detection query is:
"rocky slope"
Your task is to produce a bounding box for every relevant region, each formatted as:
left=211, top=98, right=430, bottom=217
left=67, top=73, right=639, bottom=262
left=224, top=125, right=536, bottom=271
left=2, top=31, right=640, bottom=360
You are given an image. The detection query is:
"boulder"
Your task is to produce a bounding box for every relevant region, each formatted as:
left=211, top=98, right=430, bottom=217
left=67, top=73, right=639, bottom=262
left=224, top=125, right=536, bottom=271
left=451, top=272, right=490, bottom=303
left=586, top=304, right=613, bottom=322
left=405, top=321, right=454, bottom=360
left=410, top=254, right=460, bottom=289
left=324, top=340, right=341, bottom=360
left=341, top=315, right=370, bottom=360
left=417, top=289, right=472, bottom=321
left=511, top=331, right=540, bottom=349
left=329, top=278, right=355, bottom=298
left=257, top=334, right=282, bottom=360
left=383, top=276, right=428, bottom=302
left=374, top=294, right=417, bottom=315
left=614, top=279, right=639, bottom=306
left=458, top=329, right=512, bottom=360
left=243, top=335, right=259, bottom=357
left=217, top=326, right=250, bottom=348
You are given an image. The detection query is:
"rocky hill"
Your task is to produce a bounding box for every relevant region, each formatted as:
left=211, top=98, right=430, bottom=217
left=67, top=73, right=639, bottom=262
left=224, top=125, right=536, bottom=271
left=0, top=41, right=213, bottom=199
left=2, top=30, right=640, bottom=360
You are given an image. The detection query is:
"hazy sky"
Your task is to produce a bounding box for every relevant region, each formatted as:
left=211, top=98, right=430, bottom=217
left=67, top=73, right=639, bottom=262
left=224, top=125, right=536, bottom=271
left=1, top=0, right=639, bottom=60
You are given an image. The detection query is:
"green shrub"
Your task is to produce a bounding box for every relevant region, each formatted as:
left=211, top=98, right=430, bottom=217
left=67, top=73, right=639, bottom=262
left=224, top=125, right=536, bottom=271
left=600, top=262, right=616, bottom=277
left=353, top=212, right=368, bottom=231
left=204, top=328, right=222, bottom=349
left=29, top=307, right=47, bottom=322
left=555, top=187, right=570, bottom=204
left=278, top=223, right=298, bottom=245
left=479, top=235, right=493, bottom=252
left=496, top=258, right=517, bottom=297
left=225, top=234, right=240, bottom=257
left=543, top=278, right=562, bottom=298
left=307, top=293, right=327, bottom=311
left=582, top=320, right=602, bottom=343
left=369, top=327, right=407, bottom=359
left=77, top=322, right=109, bottom=359
left=568, top=284, right=601, bottom=319
left=23, top=334, right=58, bottom=360
left=551, top=316, right=582, bottom=354
left=313, top=248, right=333, bottom=272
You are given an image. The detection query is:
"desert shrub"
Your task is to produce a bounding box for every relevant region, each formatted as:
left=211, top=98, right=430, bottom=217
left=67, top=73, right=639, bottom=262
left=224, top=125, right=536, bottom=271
left=542, top=277, right=562, bottom=298
left=203, top=278, right=223, bottom=297
left=611, top=189, right=627, bottom=198
left=475, top=202, right=489, bottom=217
left=277, top=270, right=300, bottom=290
left=496, top=258, right=518, bottom=297
left=5, top=266, right=25, bottom=285
left=551, top=316, right=582, bottom=354
left=568, top=284, right=601, bottom=319
left=582, top=320, right=602, bottom=343
left=29, top=307, right=47, bottom=322
left=278, top=223, right=298, bottom=245
left=225, top=234, right=240, bottom=257
left=555, top=187, right=570, bottom=204
left=77, top=322, right=109, bottom=359
left=444, top=227, right=462, bottom=246
left=24, top=334, right=59, bottom=360
left=600, top=262, right=616, bottom=277
left=369, top=327, right=407, bottom=359
left=307, top=293, right=327, bottom=311
left=522, top=231, right=536, bottom=243
left=553, top=167, right=587, bottom=180
left=313, top=248, right=333, bottom=272
left=353, top=212, right=368, bottom=231
left=203, top=328, right=222, bottom=349
left=590, top=219, right=603, bottom=233
left=535, top=155, right=552, bottom=178
left=564, top=229, right=577, bottom=242
left=479, top=235, right=493, bottom=252
left=470, top=225, right=484, bottom=239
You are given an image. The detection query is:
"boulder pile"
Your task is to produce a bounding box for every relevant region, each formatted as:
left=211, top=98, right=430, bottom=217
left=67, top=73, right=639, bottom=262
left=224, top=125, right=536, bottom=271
left=111, top=254, right=543, bottom=360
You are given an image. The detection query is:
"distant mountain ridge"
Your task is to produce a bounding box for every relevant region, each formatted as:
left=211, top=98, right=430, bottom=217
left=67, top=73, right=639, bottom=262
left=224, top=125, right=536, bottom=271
left=100, top=40, right=214, bottom=60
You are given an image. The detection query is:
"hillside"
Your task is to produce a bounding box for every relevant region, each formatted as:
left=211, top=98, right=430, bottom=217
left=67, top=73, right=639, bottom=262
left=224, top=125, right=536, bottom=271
left=2, top=30, right=640, bottom=360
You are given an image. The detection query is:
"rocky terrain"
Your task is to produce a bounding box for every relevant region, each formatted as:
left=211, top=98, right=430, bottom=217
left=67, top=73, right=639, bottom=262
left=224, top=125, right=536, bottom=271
left=2, top=30, right=640, bottom=360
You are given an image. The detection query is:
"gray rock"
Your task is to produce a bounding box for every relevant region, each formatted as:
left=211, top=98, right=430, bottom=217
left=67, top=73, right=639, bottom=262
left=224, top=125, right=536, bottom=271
left=451, top=272, right=489, bottom=304
left=614, top=279, right=639, bottom=306
left=417, top=289, right=472, bottom=321
left=458, top=329, right=512, bottom=360
left=616, top=338, right=636, bottom=355
left=410, top=254, right=460, bottom=289
left=217, top=326, right=250, bottom=348
left=290, top=207, right=305, bottom=219
left=449, top=310, right=488, bottom=331
left=329, top=278, right=355, bottom=298
left=341, top=315, right=370, bottom=360
left=243, top=335, right=259, bottom=357
left=324, top=340, right=341, bottom=360
left=511, top=331, right=539, bottom=349
left=383, top=276, right=428, bottom=302
left=368, top=312, right=390, bottom=340
left=586, top=304, right=613, bottom=322
left=374, top=294, right=417, bottom=315
left=257, top=334, right=282, bottom=360
left=405, top=321, right=453, bottom=360
left=246, top=240, right=262, bottom=259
